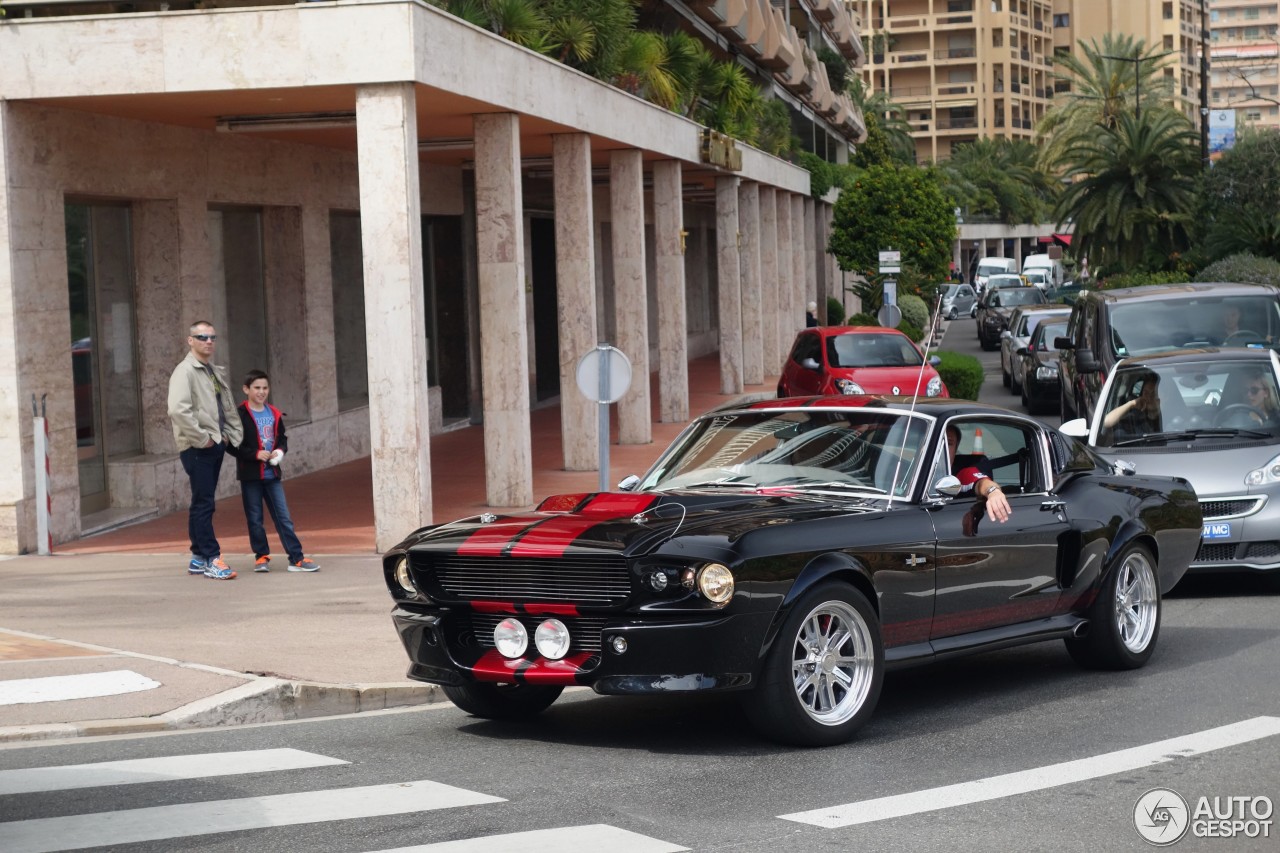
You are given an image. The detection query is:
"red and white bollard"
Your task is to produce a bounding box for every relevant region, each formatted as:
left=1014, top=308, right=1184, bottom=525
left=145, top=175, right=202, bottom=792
left=33, top=394, right=52, bottom=555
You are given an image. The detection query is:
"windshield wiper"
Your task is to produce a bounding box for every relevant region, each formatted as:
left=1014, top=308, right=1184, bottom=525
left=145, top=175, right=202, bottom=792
left=1184, top=427, right=1271, bottom=439
left=1112, top=431, right=1197, bottom=447
left=780, top=481, right=888, bottom=495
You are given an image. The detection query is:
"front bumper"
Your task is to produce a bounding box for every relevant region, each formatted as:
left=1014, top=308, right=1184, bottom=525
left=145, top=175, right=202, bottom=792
left=1191, top=494, right=1280, bottom=572
left=391, top=605, right=772, bottom=694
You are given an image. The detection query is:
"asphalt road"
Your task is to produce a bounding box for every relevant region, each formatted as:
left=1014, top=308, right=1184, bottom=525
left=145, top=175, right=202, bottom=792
left=2, top=321, right=1277, bottom=853
left=1, top=579, right=1277, bottom=853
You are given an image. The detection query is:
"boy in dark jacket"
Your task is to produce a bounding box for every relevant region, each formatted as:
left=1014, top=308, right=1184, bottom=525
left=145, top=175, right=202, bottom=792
left=228, top=369, right=320, bottom=573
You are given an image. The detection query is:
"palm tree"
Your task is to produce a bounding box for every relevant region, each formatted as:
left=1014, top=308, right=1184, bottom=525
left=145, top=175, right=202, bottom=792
left=847, top=78, right=914, bottom=164
left=939, top=138, right=1057, bottom=224
left=1053, top=110, right=1199, bottom=271
left=1038, top=33, right=1177, bottom=168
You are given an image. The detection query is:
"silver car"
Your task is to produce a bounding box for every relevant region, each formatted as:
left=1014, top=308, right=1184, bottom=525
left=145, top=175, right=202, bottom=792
left=1000, top=304, right=1070, bottom=395
left=1061, top=348, right=1280, bottom=584
left=940, top=282, right=977, bottom=320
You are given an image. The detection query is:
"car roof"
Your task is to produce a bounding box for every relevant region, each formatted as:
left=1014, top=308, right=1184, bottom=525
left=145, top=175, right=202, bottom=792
left=1012, top=303, right=1070, bottom=314
left=1085, top=282, right=1280, bottom=303
left=807, top=325, right=911, bottom=338
left=742, top=396, right=1034, bottom=420
left=1114, top=347, right=1276, bottom=369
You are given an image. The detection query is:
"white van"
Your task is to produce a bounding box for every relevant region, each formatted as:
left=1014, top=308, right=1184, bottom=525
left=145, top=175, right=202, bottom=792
left=1023, top=253, right=1064, bottom=289
left=973, top=257, right=1018, bottom=291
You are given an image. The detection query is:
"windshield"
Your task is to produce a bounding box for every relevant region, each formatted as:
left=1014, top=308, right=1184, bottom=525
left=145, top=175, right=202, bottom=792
left=977, top=263, right=1010, bottom=277
left=1109, top=296, right=1280, bottom=357
left=993, top=288, right=1046, bottom=308
left=1033, top=320, right=1068, bottom=348
left=1097, top=359, right=1280, bottom=447
left=828, top=333, right=923, bottom=368
left=641, top=409, right=931, bottom=498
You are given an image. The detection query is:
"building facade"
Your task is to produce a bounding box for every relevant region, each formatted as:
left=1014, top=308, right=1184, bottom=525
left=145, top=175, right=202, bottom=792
left=1209, top=0, right=1280, bottom=130
left=0, top=1, right=864, bottom=554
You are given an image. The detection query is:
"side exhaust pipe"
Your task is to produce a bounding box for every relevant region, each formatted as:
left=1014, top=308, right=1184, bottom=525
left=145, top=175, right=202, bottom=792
left=1072, top=621, right=1089, bottom=638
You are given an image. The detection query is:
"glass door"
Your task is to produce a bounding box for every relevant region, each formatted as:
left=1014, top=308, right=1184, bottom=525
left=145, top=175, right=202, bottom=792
left=65, top=202, right=142, bottom=516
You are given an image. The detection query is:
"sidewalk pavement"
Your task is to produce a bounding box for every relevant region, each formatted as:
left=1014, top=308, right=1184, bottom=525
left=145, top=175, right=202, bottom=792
left=0, top=354, right=782, bottom=743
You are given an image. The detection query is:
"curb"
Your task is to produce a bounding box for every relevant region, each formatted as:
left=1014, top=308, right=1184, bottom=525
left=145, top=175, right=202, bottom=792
left=0, top=679, right=443, bottom=744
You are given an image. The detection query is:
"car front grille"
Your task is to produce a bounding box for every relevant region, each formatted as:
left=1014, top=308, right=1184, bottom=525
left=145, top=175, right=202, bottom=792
left=417, top=553, right=632, bottom=605
left=1200, top=497, right=1265, bottom=520
left=1194, top=541, right=1280, bottom=564
left=468, top=612, right=607, bottom=654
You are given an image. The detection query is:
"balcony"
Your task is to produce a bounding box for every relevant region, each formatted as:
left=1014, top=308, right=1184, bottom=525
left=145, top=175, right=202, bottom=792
left=936, top=116, right=978, bottom=130
left=891, top=51, right=930, bottom=65
left=935, top=47, right=977, bottom=60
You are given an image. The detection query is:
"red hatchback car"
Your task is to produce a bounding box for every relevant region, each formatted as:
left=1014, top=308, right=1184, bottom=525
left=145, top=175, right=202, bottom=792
left=777, top=326, right=948, bottom=399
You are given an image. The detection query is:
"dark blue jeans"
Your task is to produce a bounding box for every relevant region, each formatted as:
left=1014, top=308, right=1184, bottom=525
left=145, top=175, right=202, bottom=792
left=241, top=478, right=303, bottom=563
left=180, top=442, right=224, bottom=560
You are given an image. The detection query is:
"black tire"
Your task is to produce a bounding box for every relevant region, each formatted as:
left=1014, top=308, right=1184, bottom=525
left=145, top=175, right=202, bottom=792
left=1010, top=367, right=1023, bottom=396
left=1065, top=544, right=1161, bottom=670
left=948, top=307, right=958, bottom=320
left=443, top=681, right=564, bottom=720
left=1059, top=384, right=1074, bottom=422
left=743, top=583, right=884, bottom=747
left=1021, top=382, right=1032, bottom=412
left=1001, top=357, right=1011, bottom=387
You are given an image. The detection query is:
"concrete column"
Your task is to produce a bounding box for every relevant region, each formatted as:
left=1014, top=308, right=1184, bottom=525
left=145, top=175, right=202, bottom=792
left=0, top=102, right=24, bottom=552
left=552, top=133, right=598, bottom=470
left=738, top=181, right=763, bottom=385
left=474, top=113, right=533, bottom=506
left=716, top=176, right=742, bottom=395
left=1013, top=237, right=1023, bottom=267
left=804, top=197, right=817, bottom=320
left=653, top=160, right=688, bottom=423
left=132, top=200, right=183, bottom=454
left=610, top=149, right=651, bottom=445
left=791, top=194, right=806, bottom=336
left=952, top=235, right=963, bottom=282
left=776, top=192, right=793, bottom=358
left=262, top=207, right=309, bottom=422
left=814, top=199, right=827, bottom=315
left=355, top=83, right=432, bottom=548
left=758, top=186, right=780, bottom=374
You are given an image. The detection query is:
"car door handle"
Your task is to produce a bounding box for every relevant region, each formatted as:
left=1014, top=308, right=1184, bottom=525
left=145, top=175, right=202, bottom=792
left=1040, top=500, right=1066, bottom=512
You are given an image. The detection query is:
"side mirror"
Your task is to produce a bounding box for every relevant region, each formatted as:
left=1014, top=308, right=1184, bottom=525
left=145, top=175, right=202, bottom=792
left=1054, top=336, right=1074, bottom=350
left=1059, top=417, right=1089, bottom=438
left=1075, top=350, right=1100, bottom=372
left=1016, top=346, right=1029, bottom=357
left=1000, top=330, right=1011, bottom=339
left=1112, top=460, right=1137, bottom=476
left=929, top=355, right=941, bottom=366
left=617, top=474, right=640, bottom=491
left=801, top=357, right=821, bottom=370
left=934, top=475, right=963, bottom=497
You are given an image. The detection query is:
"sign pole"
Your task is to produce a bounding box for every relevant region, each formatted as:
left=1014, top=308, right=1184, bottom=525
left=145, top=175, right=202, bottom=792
left=597, top=346, right=610, bottom=494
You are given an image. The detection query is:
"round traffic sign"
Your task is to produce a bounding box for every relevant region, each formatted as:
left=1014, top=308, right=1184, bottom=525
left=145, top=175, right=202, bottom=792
left=575, top=345, right=633, bottom=404
left=877, top=304, right=902, bottom=329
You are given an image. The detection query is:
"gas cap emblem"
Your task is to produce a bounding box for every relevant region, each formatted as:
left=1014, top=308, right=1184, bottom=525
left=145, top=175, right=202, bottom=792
left=480, top=513, right=497, bottom=523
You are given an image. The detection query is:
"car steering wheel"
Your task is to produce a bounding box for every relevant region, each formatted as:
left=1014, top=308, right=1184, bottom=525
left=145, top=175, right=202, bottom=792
left=1223, top=330, right=1262, bottom=346
left=1214, top=403, right=1266, bottom=427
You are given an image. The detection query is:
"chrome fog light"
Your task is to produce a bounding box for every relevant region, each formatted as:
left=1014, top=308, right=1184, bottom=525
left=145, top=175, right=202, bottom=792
left=697, top=563, right=735, bottom=605
left=648, top=571, right=669, bottom=591
left=394, top=557, right=415, bottom=593
left=534, top=619, right=571, bottom=660
left=610, top=636, right=628, bottom=654
left=493, top=618, right=528, bottom=659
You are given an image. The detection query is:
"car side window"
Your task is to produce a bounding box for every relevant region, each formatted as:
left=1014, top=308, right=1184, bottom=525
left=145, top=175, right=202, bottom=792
left=934, top=419, right=1044, bottom=497
left=791, top=334, right=820, bottom=365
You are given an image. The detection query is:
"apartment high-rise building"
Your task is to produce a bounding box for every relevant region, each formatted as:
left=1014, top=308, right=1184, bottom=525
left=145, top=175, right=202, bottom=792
left=858, top=0, right=1207, bottom=163
left=1208, top=0, right=1280, bottom=130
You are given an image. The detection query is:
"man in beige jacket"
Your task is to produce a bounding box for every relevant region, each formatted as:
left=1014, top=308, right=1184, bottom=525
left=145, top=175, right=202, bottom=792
left=168, top=321, right=243, bottom=579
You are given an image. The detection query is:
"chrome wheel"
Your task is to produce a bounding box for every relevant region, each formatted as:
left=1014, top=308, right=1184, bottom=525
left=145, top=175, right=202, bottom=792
left=790, top=600, right=875, bottom=726
left=1113, top=550, right=1158, bottom=654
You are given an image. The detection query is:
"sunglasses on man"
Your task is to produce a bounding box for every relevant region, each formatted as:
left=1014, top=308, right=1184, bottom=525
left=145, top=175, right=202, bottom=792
left=191, top=334, right=217, bottom=342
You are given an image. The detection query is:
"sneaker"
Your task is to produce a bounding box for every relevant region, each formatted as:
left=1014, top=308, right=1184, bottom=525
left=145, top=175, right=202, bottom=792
left=288, top=558, right=320, bottom=573
left=187, top=557, right=208, bottom=575
left=254, top=556, right=271, bottom=573
left=204, top=557, right=237, bottom=580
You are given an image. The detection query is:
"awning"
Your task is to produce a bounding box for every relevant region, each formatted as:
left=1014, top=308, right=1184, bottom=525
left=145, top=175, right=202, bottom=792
left=1038, top=233, right=1072, bottom=248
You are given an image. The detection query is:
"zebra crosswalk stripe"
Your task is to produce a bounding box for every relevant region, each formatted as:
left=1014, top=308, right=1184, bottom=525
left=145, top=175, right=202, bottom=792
left=0, top=779, right=506, bottom=853
left=374, top=823, right=689, bottom=852
left=0, top=748, right=348, bottom=796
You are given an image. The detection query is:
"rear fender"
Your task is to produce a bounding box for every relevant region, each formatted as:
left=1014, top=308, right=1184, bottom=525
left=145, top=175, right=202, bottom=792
left=1100, top=520, right=1158, bottom=588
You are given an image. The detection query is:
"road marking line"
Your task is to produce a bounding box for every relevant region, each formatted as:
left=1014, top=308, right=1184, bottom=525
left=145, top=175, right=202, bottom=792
left=0, top=748, right=348, bottom=795
left=0, top=779, right=505, bottom=853
left=375, top=824, right=689, bottom=852
left=0, top=670, right=160, bottom=706
left=779, top=715, right=1280, bottom=829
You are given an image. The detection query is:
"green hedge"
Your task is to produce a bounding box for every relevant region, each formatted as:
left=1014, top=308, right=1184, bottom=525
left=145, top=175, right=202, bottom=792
left=825, top=296, right=845, bottom=326
left=846, top=312, right=878, bottom=326
left=897, top=294, right=929, bottom=331
left=1194, top=252, right=1280, bottom=286
left=896, top=320, right=923, bottom=343
left=934, top=350, right=984, bottom=400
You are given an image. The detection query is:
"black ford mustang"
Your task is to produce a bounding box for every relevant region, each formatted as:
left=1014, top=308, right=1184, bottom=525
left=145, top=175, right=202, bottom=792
left=384, top=398, right=1201, bottom=746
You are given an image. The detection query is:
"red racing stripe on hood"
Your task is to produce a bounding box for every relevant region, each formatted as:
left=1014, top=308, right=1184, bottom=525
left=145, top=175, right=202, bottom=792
left=457, top=517, right=539, bottom=556
left=508, top=493, right=658, bottom=557
left=469, top=650, right=594, bottom=685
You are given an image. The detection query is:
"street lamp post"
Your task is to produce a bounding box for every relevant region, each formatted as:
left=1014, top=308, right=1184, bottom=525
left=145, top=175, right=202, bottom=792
left=1101, top=50, right=1177, bottom=121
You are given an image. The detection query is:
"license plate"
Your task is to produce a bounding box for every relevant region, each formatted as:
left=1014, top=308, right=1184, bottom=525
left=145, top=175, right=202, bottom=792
left=1203, top=522, right=1232, bottom=539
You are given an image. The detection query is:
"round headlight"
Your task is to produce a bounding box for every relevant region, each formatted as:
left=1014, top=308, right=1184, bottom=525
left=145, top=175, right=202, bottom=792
left=697, top=563, right=735, bottom=604
left=493, top=618, right=528, bottom=659
left=834, top=378, right=866, bottom=395
left=534, top=619, right=571, bottom=660
left=394, top=557, right=415, bottom=593
left=926, top=376, right=943, bottom=397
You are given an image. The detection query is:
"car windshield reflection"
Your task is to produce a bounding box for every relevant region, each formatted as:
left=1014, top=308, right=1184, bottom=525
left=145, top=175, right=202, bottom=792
left=642, top=409, right=930, bottom=498
left=1109, top=297, right=1280, bottom=356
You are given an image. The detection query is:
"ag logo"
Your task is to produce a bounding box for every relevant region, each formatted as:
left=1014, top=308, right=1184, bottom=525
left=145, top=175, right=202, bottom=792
left=1134, top=787, right=1190, bottom=845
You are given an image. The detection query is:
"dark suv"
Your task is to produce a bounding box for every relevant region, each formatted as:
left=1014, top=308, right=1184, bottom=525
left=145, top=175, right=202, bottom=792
left=975, top=285, right=1046, bottom=350
left=1054, top=282, right=1280, bottom=422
